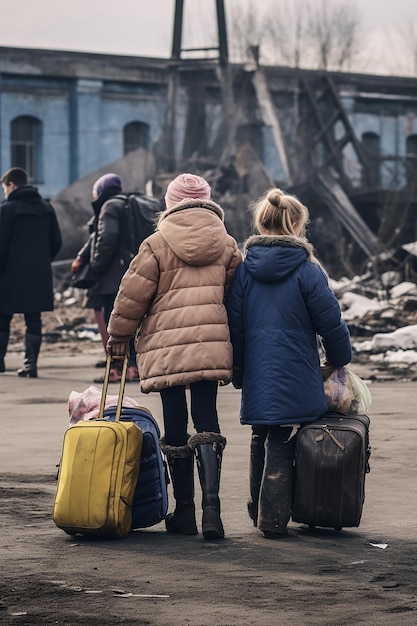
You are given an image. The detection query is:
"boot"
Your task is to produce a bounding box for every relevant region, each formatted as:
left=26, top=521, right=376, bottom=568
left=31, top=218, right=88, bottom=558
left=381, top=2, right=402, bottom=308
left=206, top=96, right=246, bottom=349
left=17, top=333, right=41, bottom=378
left=258, top=456, right=294, bottom=538
left=0, top=332, right=9, bottom=373
left=93, top=361, right=122, bottom=384
left=126, top=365, right=139, bottom=383
left=189, top=432, right=226, bottom=540
left=247, top=430, right=266, bottom=527
left=93, top=368, right=122, bottom=384
left=160, top=438, right=198, bottom=535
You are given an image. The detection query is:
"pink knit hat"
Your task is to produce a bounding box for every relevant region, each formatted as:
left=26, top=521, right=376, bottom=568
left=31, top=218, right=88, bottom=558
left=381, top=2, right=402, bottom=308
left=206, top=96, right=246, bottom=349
left=165, top=173, right=211, bottom=209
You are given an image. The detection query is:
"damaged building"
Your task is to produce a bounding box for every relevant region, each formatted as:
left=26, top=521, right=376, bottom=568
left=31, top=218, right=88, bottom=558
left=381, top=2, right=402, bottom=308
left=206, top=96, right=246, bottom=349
left=1, top=21, right=417, bottom=279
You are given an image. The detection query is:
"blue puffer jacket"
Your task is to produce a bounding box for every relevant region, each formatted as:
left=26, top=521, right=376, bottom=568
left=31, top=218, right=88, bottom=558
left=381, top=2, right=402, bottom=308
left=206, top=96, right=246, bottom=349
left=226, top=235, right=352, bottom=426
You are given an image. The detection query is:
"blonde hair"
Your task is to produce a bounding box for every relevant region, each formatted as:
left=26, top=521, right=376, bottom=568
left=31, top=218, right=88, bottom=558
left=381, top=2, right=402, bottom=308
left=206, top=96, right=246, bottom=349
left=252, top=188, right=309, bottom=237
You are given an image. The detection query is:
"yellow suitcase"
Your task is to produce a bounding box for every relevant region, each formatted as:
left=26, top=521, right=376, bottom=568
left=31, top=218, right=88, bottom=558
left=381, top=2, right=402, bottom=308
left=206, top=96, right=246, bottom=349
left=53, top=356, right=143, bottom=538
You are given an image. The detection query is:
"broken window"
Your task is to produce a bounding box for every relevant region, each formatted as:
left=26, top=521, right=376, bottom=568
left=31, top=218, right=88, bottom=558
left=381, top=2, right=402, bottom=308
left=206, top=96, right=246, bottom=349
left=123, top=121, right=150, bottom=154
left=361, top=132, right=381, bottom=188
left=406, top=134, right=417, bottom=189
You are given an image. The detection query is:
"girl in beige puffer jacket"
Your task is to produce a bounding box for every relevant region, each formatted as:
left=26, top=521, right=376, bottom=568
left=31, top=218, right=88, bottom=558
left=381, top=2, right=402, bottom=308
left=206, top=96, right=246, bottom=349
left=107, top=173, right=242, bottom=539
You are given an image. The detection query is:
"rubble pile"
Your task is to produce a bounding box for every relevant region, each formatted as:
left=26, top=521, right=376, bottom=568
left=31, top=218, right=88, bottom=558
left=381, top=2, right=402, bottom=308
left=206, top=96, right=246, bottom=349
left=7, top=264, right=417, bottom=380
left=7, top=287, right=100, bottom=355
left=331, top=272, right=417, bottom=379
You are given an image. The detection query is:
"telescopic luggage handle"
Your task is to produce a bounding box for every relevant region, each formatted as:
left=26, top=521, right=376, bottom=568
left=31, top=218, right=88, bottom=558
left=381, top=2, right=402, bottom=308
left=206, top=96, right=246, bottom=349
left=98, top=354, right=128, bottom=422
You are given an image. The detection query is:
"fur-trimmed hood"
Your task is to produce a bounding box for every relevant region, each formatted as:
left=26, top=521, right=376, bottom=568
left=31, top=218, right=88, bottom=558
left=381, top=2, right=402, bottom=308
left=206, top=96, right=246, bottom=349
left=244, top=234, right=315, bottom=257
left=243, top=234, right=316, bottom=284
left=158, top=198, right=225, bottom=222
left=226, top=235, right=352, bottom=427
left=157, top=198, right=227, bottom=266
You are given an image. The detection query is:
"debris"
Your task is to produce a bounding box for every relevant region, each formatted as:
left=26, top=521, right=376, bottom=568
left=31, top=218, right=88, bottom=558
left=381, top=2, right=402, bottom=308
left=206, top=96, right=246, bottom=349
left=113, top=593, right=170, bottom=598
left=340, top=292, right=387, bottom=321
left=357, top=325, right=417, bottom=352
left=11, top=612, right=28, bottom=616
left=369, top=543, right=388, bottom=549
left=8, top=237, right=417, bottom=381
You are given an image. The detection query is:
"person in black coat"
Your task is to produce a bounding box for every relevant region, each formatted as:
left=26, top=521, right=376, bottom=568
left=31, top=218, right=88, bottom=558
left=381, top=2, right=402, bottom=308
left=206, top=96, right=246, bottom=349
left=0, top=167, right=62, bottom=377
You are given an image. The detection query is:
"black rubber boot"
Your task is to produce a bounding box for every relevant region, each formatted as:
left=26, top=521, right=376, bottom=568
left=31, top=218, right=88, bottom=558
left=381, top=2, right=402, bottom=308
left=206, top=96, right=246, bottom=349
left=160, top=439, right=198, bottom=536
left=0, top=332, right=9, bottom=373
left=247, top=430, right=266, bottom=527
left=17, top=333, right=41, bottom=378
left=258, top=456, right=294, bottom=538
left=189, top=433, right=226, bottom=540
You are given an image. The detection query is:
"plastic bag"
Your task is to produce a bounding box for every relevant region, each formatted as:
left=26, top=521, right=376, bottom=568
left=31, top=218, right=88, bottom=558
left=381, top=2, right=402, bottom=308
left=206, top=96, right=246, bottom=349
left=323, top=367, right=372, bottom=415
left=68, top=385, right=137, bottom=425
left=323, top=367, right=354, bottom=413
left=346, top=369, right=372, bottom=413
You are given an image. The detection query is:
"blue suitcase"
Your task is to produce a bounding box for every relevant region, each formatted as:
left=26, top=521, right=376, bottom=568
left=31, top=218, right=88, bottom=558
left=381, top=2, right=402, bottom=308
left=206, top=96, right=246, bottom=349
left=105, top=405, right=169, bottom=529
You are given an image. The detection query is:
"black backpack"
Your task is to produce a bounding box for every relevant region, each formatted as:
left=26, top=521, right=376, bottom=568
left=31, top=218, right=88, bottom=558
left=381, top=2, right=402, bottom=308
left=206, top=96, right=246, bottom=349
left=117, top=193, right=162, bottom=261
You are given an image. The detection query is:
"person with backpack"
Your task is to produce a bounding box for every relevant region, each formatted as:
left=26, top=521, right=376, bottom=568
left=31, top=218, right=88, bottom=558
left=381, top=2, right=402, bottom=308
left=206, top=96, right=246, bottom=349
left=226, top=188, right=352, bottom=538
left=71, top=173, right=160, bottom=383
left=106, top=173, right=243, bottom=539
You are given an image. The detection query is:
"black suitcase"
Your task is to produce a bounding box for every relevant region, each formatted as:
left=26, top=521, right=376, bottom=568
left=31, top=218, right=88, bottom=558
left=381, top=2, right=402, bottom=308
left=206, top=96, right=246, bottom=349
left=292, top=412, right=371, bottom=530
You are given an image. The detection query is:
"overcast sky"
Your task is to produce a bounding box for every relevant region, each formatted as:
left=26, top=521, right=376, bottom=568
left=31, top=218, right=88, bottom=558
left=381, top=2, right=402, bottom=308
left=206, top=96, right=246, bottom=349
left=1, top=0, right=416, bottom=74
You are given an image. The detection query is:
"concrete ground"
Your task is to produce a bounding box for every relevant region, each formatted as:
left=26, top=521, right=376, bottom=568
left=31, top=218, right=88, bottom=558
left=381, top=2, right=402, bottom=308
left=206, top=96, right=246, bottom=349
left=0, top=348, right=416, bottom=625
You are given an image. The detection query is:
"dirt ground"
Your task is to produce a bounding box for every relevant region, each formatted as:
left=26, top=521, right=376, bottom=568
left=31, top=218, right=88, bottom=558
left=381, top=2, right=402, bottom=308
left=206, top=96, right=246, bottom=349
left=1, top=315, right=417, bottom=625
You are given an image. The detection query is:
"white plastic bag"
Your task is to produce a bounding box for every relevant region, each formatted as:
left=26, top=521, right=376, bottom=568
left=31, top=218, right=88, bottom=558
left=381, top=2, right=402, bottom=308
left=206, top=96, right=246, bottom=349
left=346, top=368, right=372, bottom=413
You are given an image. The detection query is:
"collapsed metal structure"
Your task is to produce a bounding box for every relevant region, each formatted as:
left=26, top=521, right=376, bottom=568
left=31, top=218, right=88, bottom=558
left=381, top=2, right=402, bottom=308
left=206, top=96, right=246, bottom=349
left=161, top=0, right=417, bottom=279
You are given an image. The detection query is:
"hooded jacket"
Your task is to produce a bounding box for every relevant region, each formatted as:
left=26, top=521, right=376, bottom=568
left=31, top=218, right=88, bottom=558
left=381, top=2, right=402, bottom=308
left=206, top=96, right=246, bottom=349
left=108, top=199, right=243, bottom=393
left=0, top=185, right=62, bottom=314
left=226, top=235, right=352, bottom=426
left=87, top=187, right=129, bottom=296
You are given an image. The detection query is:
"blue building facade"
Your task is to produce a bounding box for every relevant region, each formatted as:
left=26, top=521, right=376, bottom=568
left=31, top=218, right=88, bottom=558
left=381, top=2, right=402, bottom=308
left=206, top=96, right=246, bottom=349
left=0, top=47, right=170, bottom=198
left=2, top=46, right=417, bottom=275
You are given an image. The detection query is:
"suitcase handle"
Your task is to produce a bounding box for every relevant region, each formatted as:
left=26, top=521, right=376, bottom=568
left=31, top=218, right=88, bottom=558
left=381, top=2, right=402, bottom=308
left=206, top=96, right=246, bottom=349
left=98, top=354, right=128, bottom=422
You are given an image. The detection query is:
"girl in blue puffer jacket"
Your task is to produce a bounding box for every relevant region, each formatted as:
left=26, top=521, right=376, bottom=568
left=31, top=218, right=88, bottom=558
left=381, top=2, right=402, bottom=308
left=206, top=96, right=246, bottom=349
left=226, top=188, right=352, bottom=538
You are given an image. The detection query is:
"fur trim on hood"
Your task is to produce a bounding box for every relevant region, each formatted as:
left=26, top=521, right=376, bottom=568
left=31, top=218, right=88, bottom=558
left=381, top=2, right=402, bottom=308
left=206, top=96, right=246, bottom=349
left=158, top=198, right=224, bottom=226
left=244, top=234, right=317, bottom=262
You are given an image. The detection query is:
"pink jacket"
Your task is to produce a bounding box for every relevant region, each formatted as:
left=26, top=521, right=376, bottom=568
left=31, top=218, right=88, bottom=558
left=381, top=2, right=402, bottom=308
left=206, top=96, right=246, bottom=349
left=108, top=199, right=242, bottom=393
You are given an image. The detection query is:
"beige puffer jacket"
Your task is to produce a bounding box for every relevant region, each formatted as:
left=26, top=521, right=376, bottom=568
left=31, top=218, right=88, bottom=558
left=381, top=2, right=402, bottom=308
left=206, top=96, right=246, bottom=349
left=108, top=199, right=243, bottom=393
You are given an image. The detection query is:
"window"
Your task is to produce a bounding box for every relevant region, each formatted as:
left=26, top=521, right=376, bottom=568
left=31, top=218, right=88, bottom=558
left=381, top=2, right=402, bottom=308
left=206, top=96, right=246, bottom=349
left=406, top=134, right=417, bottom=188
left=123, top=121, right=150, bottom=155
left=11, top=116, right=42, bottom=182
left=361, top=132, right=381, bottom=188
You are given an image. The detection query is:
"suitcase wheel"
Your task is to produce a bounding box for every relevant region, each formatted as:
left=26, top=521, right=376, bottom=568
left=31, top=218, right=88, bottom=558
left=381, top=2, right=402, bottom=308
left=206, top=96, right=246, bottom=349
left=334, top=526, right=342, bottom=531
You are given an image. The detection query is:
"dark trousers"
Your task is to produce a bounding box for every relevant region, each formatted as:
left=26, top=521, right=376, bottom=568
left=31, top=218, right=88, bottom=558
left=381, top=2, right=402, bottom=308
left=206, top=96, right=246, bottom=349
left=250, top=425, right=296, bottom=532
left=159, top=381, right=220, bottom=447
left=251, top=425, right=296, bottom=461
left=0, top=312, right=42, bottom=335
left=101, top=293, right=136, bottom=367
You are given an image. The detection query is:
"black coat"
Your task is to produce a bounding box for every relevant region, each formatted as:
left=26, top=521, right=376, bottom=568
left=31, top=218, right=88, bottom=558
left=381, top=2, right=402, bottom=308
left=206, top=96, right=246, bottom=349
left=0, top=186, right=62, bottom=314
left=85, top=189, right=131, bottom=297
